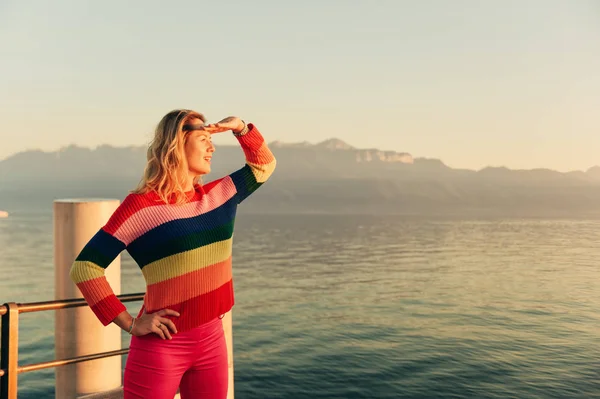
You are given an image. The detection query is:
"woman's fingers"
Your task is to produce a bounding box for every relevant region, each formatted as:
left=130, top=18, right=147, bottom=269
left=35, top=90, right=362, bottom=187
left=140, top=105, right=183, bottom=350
left=148, top=309, right=179, bottom=338
left=152, top=323, right=167, bottom=340
left=199, top=117, right=241, bottom=133
left=158, top=323, right=172, bottom=340
left=158, top=317, right=178, bottom=334
left=203, top=126, right=230, bottom=133
left=151, top=319, right=172, bottom=340
left=156, top=309, right=181, bottom=317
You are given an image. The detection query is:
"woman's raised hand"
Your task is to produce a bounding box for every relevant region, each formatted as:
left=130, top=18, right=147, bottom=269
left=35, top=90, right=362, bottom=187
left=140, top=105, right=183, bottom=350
left=132, top=309, right=180, bottom=340
left=203, top=116, right=245, bottom=134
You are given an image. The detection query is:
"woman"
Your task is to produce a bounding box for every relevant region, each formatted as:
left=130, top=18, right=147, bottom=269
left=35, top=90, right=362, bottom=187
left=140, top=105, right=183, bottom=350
left=69, top=109, right=276, bottom=398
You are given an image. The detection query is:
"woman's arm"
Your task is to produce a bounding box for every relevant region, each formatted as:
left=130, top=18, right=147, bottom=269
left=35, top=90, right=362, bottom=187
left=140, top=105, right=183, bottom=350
left=204, top=117, right=276, bottom=203
left=229, top=122, right=277, bottom=203
left=69, top=227, right=129, bottom=325
left=69, top=196, right=179, bottom=338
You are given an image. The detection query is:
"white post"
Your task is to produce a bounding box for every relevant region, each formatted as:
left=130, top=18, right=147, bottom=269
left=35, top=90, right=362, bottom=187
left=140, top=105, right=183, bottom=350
left=54, top=199, right=122, bottom=399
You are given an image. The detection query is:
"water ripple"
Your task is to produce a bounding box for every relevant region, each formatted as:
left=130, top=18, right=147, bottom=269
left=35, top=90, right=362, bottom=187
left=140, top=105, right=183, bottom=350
left=2, top=214, right=600, bottom=398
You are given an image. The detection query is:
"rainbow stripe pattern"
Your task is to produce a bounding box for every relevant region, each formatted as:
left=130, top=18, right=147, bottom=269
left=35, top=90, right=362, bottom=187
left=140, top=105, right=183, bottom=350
left=70, top=124, right=276, bottom=331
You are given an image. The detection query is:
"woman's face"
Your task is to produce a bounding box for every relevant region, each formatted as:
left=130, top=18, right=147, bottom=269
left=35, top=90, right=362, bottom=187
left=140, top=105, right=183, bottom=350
left=184, top=117, right=215, bottom=176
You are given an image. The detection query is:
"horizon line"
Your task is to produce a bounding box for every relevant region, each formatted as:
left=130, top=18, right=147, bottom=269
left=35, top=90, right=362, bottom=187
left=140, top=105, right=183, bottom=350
left=1, top=140, right=598, bottom=175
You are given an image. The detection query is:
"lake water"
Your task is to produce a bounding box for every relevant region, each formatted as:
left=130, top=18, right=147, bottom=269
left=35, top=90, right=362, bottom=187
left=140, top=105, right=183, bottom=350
left=1, top=210, right=600, bottom=398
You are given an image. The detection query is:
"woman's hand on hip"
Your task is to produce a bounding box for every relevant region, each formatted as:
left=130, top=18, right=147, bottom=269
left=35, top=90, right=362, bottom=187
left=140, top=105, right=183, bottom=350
left=203, top=116, right=245, bottom=134
left=132, top=309, right=180, bottom=340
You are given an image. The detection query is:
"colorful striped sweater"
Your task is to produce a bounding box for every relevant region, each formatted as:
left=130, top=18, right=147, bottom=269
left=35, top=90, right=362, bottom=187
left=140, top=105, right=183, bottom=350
left=69, top=124, right=276, bottom=332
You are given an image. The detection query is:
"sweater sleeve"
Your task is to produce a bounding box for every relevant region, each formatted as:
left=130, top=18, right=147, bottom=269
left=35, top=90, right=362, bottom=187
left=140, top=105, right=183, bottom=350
left=228, top=123, right=277, bottom=204
left=69, top=201, right=132, bottom=326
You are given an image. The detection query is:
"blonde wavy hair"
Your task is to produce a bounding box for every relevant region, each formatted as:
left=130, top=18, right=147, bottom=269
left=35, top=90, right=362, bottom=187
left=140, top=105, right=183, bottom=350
left=133, top=109, right=206, bottom=205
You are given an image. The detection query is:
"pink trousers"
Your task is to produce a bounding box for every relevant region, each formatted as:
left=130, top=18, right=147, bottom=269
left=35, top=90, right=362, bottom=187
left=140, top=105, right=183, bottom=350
left=123, top=317, right=228, bottom=399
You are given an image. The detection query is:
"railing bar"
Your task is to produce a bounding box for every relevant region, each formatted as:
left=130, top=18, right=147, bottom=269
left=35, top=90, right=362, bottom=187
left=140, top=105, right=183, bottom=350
left=18, top=301, right=90, bottom=313
left=3, top=293, right=143, bottom=315
left=6, top=293, right=144, bottom=314
left=18, top=348, right=130, bottom=374
left=0, top=292, right=144, bottom=396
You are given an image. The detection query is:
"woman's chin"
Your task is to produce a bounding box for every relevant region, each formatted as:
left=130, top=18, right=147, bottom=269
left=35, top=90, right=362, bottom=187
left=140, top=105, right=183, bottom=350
left=196, top=168, right=210, bottom=176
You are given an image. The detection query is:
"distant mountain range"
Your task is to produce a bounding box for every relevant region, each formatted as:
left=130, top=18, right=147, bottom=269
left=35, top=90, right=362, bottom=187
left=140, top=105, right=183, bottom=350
left=1, top=138, right=599, bottom=216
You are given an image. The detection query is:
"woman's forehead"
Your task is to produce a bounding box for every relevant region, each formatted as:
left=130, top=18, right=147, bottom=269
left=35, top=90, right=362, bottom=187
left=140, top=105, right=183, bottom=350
left=189, top=130, right=211, bottom=141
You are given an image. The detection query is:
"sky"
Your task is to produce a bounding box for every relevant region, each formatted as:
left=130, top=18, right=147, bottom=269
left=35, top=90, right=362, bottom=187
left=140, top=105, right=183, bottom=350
left=1, top=0, right=599, bottom=172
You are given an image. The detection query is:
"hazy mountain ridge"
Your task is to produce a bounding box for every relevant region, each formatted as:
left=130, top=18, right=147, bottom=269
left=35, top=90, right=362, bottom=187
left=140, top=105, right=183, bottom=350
left=1, top=138, right=599, bottom=215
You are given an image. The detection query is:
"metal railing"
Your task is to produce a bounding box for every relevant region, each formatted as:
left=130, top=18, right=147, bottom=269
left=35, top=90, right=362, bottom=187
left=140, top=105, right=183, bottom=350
left=0, top=293, right=144, bottom=399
